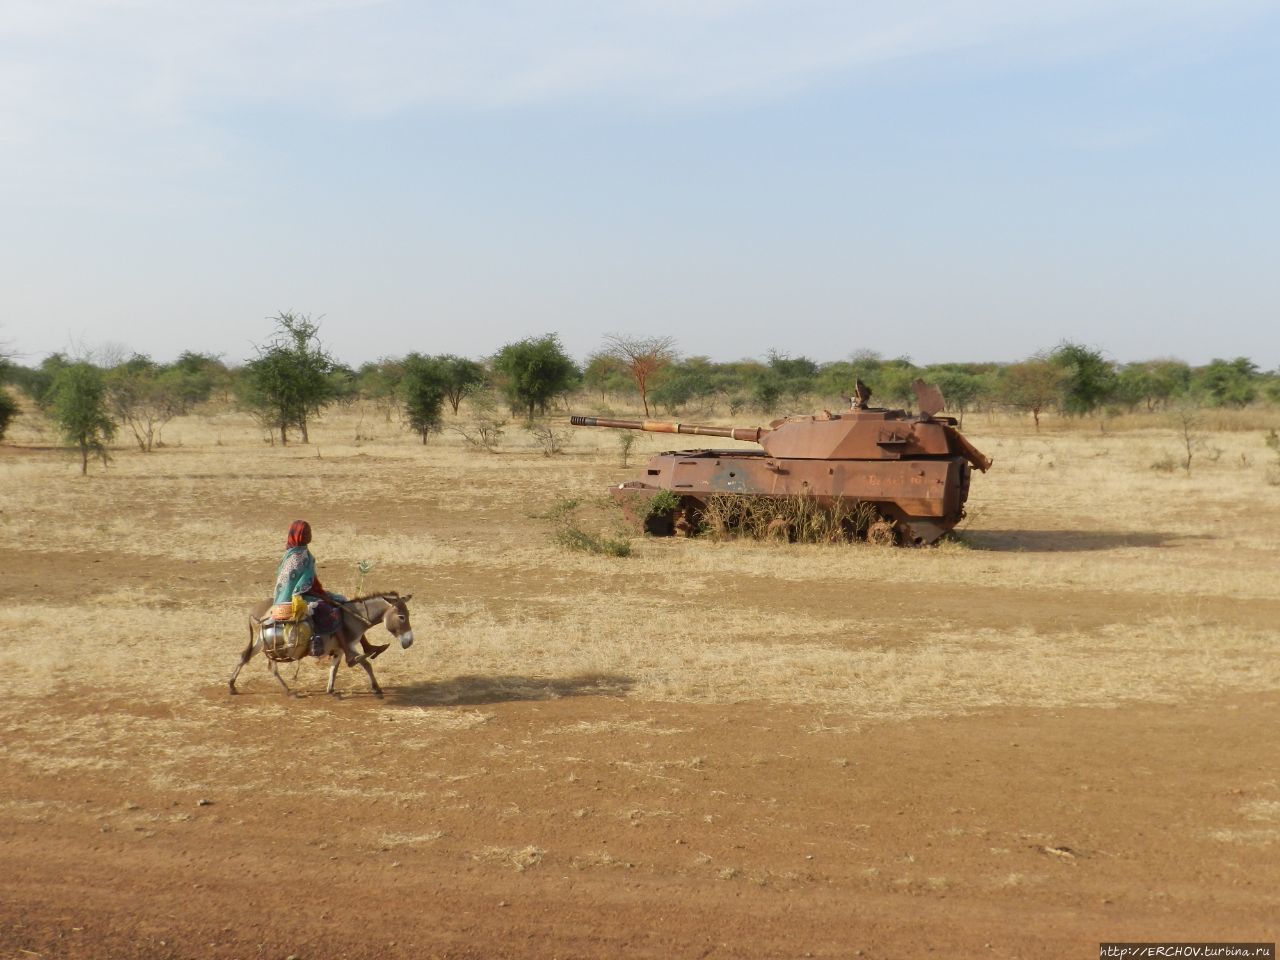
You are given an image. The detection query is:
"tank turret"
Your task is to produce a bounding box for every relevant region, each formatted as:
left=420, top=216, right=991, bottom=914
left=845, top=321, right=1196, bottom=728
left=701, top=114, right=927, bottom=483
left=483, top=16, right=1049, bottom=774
left=570, top=382, right=991, bottom=546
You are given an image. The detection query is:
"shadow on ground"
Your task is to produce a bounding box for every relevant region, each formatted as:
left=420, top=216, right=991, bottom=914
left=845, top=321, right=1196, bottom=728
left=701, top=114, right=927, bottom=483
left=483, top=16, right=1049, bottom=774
left=387, top=672, right=635, bottom=707
left=961, top=529, right=1211, bottom=552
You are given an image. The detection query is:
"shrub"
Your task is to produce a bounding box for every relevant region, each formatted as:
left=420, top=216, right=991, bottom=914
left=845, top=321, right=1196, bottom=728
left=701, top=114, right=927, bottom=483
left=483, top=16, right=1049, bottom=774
left=554, top=526, right=632, bottom=558
left=1265, top=430, right=1280, bottom=486
left=617, top=431, right=638, bottom=466
left=644, top=490, right=681, bottom=519
left=0, top=388, right=17, bottom=442
left=526, top=423, right=571, bottom=456
left=534, top=497, right=580, bottom=522
left=541, top=495, right=633, bottom=558
left=451, top=391, right=506, bottom=452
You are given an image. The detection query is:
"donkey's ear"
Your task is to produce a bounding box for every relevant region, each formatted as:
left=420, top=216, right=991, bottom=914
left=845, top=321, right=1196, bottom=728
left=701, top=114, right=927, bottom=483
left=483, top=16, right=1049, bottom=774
left=401, top=593, right=413, bottom=602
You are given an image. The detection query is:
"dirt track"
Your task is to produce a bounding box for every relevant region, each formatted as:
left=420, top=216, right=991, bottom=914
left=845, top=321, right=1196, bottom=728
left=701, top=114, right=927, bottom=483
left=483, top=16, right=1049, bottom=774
left=4, top=692, right=1278, bottom=959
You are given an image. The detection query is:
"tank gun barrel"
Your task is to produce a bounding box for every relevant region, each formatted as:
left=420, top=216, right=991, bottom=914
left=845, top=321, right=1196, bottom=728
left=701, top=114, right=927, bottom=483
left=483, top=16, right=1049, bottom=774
left=570, top=415, right=767, bottom=444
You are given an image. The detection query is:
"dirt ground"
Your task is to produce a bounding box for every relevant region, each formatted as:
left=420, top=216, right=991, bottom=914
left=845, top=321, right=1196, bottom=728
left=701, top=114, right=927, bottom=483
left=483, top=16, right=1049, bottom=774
left=1, top=405, right=1278, bottom=959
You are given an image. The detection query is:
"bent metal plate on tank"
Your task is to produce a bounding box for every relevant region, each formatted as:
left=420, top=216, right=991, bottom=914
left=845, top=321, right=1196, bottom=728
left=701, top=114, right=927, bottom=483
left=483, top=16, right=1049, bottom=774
left=570, top=379, right=992, bottom=546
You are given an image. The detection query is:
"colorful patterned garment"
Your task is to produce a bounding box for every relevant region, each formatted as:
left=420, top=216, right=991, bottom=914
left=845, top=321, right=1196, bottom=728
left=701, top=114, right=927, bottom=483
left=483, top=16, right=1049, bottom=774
left=273, top=545, right=319, bottom=604
left=273, top=520, right=345, bottom=636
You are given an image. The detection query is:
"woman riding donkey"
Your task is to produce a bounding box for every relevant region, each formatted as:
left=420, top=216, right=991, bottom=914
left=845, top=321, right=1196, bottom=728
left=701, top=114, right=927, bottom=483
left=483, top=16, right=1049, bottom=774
left=274, top=520, right=387, bottom=664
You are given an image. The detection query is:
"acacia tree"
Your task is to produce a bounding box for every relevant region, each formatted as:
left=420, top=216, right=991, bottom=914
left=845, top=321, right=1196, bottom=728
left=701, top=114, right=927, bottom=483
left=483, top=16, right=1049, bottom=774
left=999, top=358, right=1066, bottom=431
left=1265, top=374, right=1280, bottom=405
left=925, top=368, right=985, bottom=426
left=0, top=340, right=16, bottom=441
left=582, top=352, right=628, bottom=402
left=1051, top=341, right=1116, bottom=416
left=1195, top=357, right=1259, bottom=408
left=169, top=351, right=230, bottom=404
left=13, top=353, right=71, bottom=409
left=50, top=362, right=116, bottom=473
left=649, top=356, right=719, bottom=414
left=358, top=358, right=406, bottom=422
left=436, top=355, right=487, bottom=414
left=766, top=350, right=819, bottom=406
left=814, top=360, right=858, bottom=401
left=602, top=334, right=676, bottom=417
left=1113, top=361, right=1194, bottom=413
left=873, top=358, right=922, bottom=409
left=106, top=353, right=208, bottom=452
left=0, top=386, right=15, bottom=442
left=107, top=354, right=164, bottom=451
left=399, top=353, right=448, bottom=442
left=240, top=312, right=339, bottom=444
left=492, top=334, right=580, bottom=420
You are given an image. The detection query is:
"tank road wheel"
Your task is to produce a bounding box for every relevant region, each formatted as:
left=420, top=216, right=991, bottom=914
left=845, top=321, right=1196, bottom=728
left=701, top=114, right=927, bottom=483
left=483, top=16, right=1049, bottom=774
left=866, top=519, right=897, bottom=546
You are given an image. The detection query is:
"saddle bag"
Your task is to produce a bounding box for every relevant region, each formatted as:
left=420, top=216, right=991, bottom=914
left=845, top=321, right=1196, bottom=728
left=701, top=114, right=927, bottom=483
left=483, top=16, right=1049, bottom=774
left=271, top=595, right=308, bottom=622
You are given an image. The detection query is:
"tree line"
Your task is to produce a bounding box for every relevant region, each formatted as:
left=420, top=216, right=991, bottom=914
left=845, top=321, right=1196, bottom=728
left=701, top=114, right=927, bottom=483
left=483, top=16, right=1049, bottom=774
left=2, top=312, right=1277, bottom=470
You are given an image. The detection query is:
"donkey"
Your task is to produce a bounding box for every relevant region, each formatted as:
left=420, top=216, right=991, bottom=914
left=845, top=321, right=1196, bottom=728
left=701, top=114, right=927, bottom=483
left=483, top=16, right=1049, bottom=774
left=229, top=592, right=415, bottom=698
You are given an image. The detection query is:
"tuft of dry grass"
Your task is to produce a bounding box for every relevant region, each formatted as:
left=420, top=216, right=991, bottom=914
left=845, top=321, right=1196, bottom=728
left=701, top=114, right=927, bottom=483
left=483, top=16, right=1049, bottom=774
left=473, top=845, right=545, bottom=871
left=378, top=830, right=445, bottom=848
left=698, top=493, right=878, bottom=543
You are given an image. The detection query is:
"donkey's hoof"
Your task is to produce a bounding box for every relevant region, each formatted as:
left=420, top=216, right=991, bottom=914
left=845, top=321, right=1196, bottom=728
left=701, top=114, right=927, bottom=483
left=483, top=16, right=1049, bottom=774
left=372, top=689, right=384, bottom=699
left=228, top=685, right=238, bottom=695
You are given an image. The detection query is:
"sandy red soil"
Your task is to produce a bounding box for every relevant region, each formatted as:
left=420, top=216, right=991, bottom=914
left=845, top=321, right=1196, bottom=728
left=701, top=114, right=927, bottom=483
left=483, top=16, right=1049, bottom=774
left=3, top=687, right=1276, bottom=959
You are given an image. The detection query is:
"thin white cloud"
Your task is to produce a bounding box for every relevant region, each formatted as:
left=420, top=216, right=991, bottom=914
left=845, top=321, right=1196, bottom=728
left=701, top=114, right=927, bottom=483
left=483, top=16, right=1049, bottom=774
left=2, top=0, right=1271, bottom=112
left=0, top=0, right=1271, bottom=203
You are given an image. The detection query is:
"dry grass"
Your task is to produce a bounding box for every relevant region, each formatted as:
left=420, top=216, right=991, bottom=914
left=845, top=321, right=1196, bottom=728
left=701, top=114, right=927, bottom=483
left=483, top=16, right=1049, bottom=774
left=2, top=398, right=1279, bottom=765
left=473, top=844, right=545, bottom=871
left=699, top=493, right=879, bottom=542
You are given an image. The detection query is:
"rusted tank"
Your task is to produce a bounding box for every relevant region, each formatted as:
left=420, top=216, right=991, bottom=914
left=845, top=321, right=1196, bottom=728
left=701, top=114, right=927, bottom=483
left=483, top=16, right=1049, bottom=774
left=570, top=381, right=991, bottom=546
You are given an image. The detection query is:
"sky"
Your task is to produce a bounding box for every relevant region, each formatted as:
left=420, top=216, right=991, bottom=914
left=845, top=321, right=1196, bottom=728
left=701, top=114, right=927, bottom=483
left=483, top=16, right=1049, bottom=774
left=1, top=0, right=1278, bottom=370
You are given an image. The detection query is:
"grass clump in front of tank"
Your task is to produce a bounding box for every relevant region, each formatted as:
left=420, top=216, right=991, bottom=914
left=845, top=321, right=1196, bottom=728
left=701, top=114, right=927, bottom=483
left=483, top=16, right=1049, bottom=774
left=553, top=525, right=633, bottom=558
left=697, top=494, right=878, bottom=544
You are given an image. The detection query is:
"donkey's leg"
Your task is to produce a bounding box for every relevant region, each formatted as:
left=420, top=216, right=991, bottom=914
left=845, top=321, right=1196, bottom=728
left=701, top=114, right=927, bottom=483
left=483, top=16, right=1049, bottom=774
left=356, top=660, right=383, bottom=698
left=269, top=659, right=293, bottom=696
left=326, top=653, right=341, bottom=695
left=229, top=628, right=264, bottom=694
left=339, top=633, right=367, bottom=668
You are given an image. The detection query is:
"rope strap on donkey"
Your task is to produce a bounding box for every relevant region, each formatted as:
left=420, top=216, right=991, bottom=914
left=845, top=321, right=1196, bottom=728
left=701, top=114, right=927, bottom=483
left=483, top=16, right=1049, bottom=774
left=333, top=598, right=376, bottom=627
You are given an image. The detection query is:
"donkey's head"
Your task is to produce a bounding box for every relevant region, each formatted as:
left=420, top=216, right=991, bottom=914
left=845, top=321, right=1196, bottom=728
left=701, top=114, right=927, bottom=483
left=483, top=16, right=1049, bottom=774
left=383, top=593, right=415, bottom=649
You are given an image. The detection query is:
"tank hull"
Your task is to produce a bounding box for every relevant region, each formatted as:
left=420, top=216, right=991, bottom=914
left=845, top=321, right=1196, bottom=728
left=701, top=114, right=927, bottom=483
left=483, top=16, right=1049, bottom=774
left=613, top=448, right=973, bottom=545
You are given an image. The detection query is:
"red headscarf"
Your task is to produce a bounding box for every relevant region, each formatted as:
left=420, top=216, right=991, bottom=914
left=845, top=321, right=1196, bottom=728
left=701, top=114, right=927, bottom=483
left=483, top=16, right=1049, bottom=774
left=286, top=520, right=312, bottom=548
